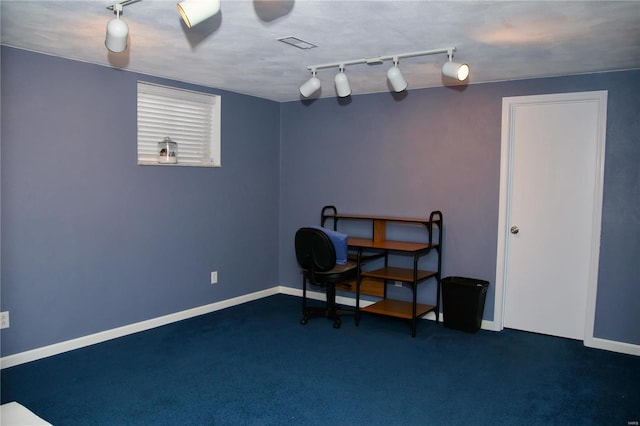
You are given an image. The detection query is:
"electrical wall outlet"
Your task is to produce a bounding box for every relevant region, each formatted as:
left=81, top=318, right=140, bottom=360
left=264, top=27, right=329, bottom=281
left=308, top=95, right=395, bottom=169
left=0, top=311, right=9, bottom=329
left=394, top=280, right=403, bottom=287
left=210, top=271, right=218, bottom=284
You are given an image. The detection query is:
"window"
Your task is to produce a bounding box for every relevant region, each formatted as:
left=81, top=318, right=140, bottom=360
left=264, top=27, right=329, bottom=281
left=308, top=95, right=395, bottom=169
left=137, top=82, right=221, bottom=167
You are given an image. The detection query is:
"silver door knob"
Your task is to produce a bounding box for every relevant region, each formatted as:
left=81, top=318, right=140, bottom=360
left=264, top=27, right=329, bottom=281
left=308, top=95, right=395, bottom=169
left=510, top=226, right=519, bottom=234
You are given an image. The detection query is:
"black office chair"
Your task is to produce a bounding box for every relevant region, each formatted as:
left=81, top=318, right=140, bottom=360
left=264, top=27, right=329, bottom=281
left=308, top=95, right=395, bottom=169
left=295, top=227, right=357, bottom=329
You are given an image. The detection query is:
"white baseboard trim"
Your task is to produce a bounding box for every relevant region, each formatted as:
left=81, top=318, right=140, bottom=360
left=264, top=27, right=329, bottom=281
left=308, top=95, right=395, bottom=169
left=0, top=287, right=280, bottom=369
left=278, top=285, right=375, bottom=308
left=2, top=287, right=635, bottom=368
left=585, top=336, right=640, bottom=356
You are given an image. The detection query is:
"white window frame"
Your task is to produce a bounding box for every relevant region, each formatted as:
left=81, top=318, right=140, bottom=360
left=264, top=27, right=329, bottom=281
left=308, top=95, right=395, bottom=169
left=137, top=82, right=221, bottom=167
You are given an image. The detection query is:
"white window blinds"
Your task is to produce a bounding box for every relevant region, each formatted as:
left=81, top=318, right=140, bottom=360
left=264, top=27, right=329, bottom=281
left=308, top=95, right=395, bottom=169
left=137, top=82, right=221, bottom=167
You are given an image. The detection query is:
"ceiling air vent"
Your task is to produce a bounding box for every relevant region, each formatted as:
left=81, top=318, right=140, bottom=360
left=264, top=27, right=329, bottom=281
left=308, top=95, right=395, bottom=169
left=277, top=36, right=317, bottom=50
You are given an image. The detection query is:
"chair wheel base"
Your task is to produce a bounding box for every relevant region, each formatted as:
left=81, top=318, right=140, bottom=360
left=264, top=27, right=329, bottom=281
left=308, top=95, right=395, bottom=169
left=300, top=305, right=353, bottom=329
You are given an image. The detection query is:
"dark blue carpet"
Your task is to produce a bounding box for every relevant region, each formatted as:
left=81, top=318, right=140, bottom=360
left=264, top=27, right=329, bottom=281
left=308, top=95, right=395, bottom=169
left=1, top=294, right=638, bottom=425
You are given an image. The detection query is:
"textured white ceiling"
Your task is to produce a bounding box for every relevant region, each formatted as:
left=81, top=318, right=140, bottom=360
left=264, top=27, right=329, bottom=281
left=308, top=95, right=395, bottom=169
left=1, top=1, right=639, bottom=102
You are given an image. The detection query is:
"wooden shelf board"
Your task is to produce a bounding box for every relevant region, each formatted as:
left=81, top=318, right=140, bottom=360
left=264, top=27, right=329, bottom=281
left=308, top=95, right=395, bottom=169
left=361, top=267, right=437, bottom=283
left=336, top=277, right=384, bottom=298
left=361, top=299, right=436, bottom=319
left=348, top=237, right=433, bottom=252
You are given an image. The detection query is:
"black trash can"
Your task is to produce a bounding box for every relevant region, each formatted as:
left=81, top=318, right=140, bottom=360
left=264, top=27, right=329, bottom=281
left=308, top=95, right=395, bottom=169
left=442, top=276, right=489, bottom=332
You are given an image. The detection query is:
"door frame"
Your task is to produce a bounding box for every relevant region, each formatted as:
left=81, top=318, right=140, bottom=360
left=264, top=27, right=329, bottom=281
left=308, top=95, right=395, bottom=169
left=494, top=90, right=608, bottom=347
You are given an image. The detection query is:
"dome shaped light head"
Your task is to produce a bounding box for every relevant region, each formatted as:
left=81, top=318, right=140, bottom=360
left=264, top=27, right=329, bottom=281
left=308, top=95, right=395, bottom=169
left=442, top=49, right=469, bottom=81
left=334, top=65, right=351, bottom=98
left=177, top=0, right=221, bottom=28
left=387, top=57, right=408, bottom=92
left=299, top=70, right=321, bottom=98
left=105, top=4, right=128, bottom=53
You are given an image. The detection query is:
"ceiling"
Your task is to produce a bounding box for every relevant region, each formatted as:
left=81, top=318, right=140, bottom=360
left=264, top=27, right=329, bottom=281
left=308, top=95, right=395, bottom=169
left=1, top=1, right=639, bottom=102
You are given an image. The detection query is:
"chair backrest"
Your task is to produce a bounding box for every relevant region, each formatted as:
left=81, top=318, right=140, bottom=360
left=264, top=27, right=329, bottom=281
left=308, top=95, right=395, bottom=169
left=295, top=227, right=336, bottom=273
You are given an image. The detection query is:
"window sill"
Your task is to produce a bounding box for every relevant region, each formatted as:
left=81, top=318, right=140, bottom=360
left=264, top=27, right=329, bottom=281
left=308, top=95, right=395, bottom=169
left=137, top=161, right=221, bottom=168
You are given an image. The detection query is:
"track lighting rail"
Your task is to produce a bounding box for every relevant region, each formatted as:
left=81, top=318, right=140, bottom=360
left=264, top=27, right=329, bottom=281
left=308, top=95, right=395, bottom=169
left=106, top=0, right=142, bottom=11
left=307, top=47, right=456, bottom=72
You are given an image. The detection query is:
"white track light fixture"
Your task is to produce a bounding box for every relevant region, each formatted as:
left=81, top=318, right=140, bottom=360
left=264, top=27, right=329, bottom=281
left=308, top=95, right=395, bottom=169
left=299, top=69, right=321, bottom=97
left=177, top=0, right=221, bottom=28
left=334, top=65, right=351, bottom=97
left=303, top=46, right=469, bottom=98
left=105, top=3, right=128, bottom=53
left=442, top=48, right=470, bottom=81
left=387, top=57, right=408, bottom=92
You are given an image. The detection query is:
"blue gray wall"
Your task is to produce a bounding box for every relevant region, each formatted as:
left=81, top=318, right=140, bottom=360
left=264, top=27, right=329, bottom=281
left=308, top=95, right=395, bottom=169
left=1, top=47, right=280, bottom=356
left=279, top=70, right=640, bottom=345
left=2, top=46, right=639, bottom=357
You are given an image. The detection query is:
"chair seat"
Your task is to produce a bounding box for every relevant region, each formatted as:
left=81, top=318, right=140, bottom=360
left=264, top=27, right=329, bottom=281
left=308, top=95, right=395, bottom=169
left=312, top=260, right=357, bottom=283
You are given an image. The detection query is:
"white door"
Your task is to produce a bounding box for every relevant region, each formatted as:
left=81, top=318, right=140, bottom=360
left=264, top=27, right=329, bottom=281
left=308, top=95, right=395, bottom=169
left=496, top=91, right=607, bottom=340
